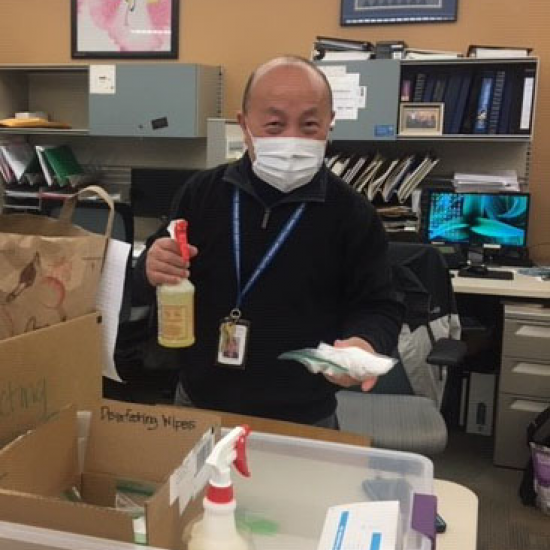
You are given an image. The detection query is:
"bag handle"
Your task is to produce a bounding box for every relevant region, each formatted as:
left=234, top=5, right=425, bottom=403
left=58, top=185, right=115, bottom=239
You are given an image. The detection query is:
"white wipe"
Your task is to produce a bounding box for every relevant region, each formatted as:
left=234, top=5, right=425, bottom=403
left=279, top=343, right=396, bottom=381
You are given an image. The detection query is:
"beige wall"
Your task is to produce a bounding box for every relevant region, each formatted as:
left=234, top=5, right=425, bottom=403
left=0, top=0, right=548, bottom=260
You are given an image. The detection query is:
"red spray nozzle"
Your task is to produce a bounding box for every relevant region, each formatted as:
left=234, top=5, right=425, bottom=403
left=174, top=219, right=190, bottom=262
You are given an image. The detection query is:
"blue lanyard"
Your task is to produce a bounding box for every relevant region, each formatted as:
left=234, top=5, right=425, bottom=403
left=232, top=188, right=306, bottom=310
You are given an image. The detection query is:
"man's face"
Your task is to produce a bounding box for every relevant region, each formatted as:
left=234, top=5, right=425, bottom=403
left=237, top=65, right=334, bottom=160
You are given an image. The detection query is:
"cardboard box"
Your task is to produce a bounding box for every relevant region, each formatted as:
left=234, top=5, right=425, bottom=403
left=0, top=312, right=103, bottom=446
left=0, top=399, right=220, bottom=549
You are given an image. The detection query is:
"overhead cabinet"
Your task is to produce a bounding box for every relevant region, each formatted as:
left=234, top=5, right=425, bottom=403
left=316, top=57, right=538, bottom=141
left=0, top=63, right=222, bottom=138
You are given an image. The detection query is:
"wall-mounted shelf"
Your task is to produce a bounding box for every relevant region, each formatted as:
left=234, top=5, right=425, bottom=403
left=0, top=63, right=223, bottom=139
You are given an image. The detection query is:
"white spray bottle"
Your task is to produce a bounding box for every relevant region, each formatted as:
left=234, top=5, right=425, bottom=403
left=186, top=425, right=252, bottom=550
left=157, top=219, right=195, bottom=348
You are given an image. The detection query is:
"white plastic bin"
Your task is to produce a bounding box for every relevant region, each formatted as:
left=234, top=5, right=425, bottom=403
left=235, top=431, right=434, bottom=550
left=0, top=431, right=433, bottom=550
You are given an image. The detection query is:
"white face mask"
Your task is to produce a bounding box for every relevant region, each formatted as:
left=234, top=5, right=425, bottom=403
left=249, top=135, right=326, bottom=193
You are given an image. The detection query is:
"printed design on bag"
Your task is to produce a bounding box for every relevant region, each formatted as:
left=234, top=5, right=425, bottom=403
left=0, top=252, right=68, bottom=338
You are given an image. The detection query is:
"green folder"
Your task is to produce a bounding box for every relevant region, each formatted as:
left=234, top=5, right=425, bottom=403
left=42, top=145, right=84, bottom=186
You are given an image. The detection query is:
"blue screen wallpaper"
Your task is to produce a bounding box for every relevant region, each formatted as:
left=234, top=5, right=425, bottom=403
left=427, top=193, right=529, bottom=247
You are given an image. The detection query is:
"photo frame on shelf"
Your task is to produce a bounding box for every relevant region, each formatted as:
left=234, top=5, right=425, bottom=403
left=399, top=103, right=444, bottom=136
left=341, top=0, right=458, bottom=26
left=71, top=0, right=179, bottom=59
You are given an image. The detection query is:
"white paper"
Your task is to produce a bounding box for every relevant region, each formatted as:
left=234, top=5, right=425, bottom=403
left=193, top=429, right=215, bottom=497
left=95, top=239, right=131, bottom=382
left=35, top=145, right=57, bottom=186
left=318, top=65, right=347, bottom=77
left=0, top=143, right=36, bottom=181
left=328, top=74, right=363, bottom=121
left=316, top=501, right=399, bottom=550
left=90, top=65, right=116, bottom=95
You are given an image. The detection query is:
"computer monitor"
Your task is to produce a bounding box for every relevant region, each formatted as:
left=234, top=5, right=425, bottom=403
left=424, top=191, right=530, bottom=249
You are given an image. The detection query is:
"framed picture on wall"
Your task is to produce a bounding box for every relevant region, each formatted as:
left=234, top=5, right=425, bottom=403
left=71, top=0, right=179, bottom=59
left=341, top=0, right=458, bottom=26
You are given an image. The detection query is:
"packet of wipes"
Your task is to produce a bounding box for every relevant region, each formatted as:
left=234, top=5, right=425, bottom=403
left=279, top=342, right=397, bottom=381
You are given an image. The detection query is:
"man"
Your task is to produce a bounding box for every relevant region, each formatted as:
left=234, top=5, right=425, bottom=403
left=133, top=56, right=403, bottom=427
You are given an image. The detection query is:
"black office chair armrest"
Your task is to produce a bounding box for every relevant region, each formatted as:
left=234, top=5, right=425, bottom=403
left=426, top=338, right=467, bottom=368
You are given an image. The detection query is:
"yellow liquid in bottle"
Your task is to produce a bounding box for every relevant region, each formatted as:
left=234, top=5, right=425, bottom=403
left=157, top=279, right=195, bottom=348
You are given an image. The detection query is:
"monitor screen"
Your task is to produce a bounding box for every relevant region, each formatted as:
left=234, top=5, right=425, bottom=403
left=425, top=191, right=530, bottom=248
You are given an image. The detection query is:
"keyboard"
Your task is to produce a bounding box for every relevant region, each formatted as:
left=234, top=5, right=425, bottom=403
left=458, top=268, right=514, bottom=280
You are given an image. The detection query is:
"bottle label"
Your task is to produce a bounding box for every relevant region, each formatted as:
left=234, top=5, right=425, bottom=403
left=161, top=304, right=190, bottom=340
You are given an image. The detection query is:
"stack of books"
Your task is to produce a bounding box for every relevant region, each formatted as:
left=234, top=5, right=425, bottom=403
left=453, top=170, right=520, bottom=192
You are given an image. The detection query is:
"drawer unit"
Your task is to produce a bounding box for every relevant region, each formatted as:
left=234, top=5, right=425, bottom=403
left=494, top=303, right=550, bottom=467
left=499, top=357, right=550, bottom=398
left=502, top=319, right=550, bottom=360
left=494, top=394, right=550, bottom=468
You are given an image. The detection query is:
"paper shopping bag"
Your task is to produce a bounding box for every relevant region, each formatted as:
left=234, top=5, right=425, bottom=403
left=0, top=186, right=114, bottom=340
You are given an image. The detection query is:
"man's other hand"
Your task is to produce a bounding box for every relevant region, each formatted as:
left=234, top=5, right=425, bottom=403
left=145, top=237, right=198, bottom=286
left=323, top=337, right=378, bottom=392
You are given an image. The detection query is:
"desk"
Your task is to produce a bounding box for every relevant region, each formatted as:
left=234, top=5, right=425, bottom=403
left=451, top=269, right=550, bottom=468
left=452, top=268, right=550, bottom=299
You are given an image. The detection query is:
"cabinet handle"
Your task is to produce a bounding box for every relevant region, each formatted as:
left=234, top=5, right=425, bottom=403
left=512, top=362, right=550, bottom=377
left=510, top=400, right=549, bottom=413
left=515, top=325, right=550, bottom=338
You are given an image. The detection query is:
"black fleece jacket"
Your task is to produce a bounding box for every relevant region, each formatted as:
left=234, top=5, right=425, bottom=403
left=133, top=155, right=404, bottom=424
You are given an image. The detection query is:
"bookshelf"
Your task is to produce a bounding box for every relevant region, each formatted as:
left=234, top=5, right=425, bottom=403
left=316, top=57, right=539, bottom=207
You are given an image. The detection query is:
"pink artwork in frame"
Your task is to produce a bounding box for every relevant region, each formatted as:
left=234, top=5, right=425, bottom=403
left=72, top=0, right=179, bottom=58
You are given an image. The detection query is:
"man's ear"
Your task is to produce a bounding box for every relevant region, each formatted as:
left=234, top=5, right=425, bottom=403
left=236, top=111, right=246, bottom=132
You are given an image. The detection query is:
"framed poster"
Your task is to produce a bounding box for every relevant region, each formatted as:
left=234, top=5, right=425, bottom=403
left=341, top=0, right=458, bottom=25
left=72, top=0, right=179, bottom=59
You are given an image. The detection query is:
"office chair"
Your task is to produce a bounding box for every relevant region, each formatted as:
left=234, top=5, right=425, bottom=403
left=337, top=242, right=467, bottom=455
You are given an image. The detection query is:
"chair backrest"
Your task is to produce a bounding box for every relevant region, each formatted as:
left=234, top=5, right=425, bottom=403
left=387, top=242, right=461, bottom=405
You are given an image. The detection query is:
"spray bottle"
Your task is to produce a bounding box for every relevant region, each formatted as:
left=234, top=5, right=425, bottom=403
left=157, top=219, right=195, bottom=348
left=186, top=425, right=252, bottom=550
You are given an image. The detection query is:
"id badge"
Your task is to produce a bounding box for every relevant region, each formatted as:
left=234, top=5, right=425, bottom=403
left=216, top=316, right=250, bottom=369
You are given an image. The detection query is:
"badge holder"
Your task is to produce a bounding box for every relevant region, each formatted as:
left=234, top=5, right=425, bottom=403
left=216, top=309, right=250, bottom=369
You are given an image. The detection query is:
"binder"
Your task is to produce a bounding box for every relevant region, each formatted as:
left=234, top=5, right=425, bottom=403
left=473, top=71, right=495, bottom=134
left=400, top=78, right=413, bottom=102
left=443, top=71, right=463, bottom=134
left=451, top=70, right=473, bottom=134
left=432, top=73, right=449, bottom=103
left=460, top=71, right=483, bottom=134
left=488, top=70, right=506, bottom=134
left=498, top=71, right=515, bottom=134
left=422, top=73, right=438, bottom=102
left=517, top=67, right=536, bottom=134
left=413, top=73, right=427, bottom=102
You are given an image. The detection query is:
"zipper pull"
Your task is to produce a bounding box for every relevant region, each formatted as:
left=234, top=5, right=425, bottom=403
left=261, top=208, right=271, bottom=229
